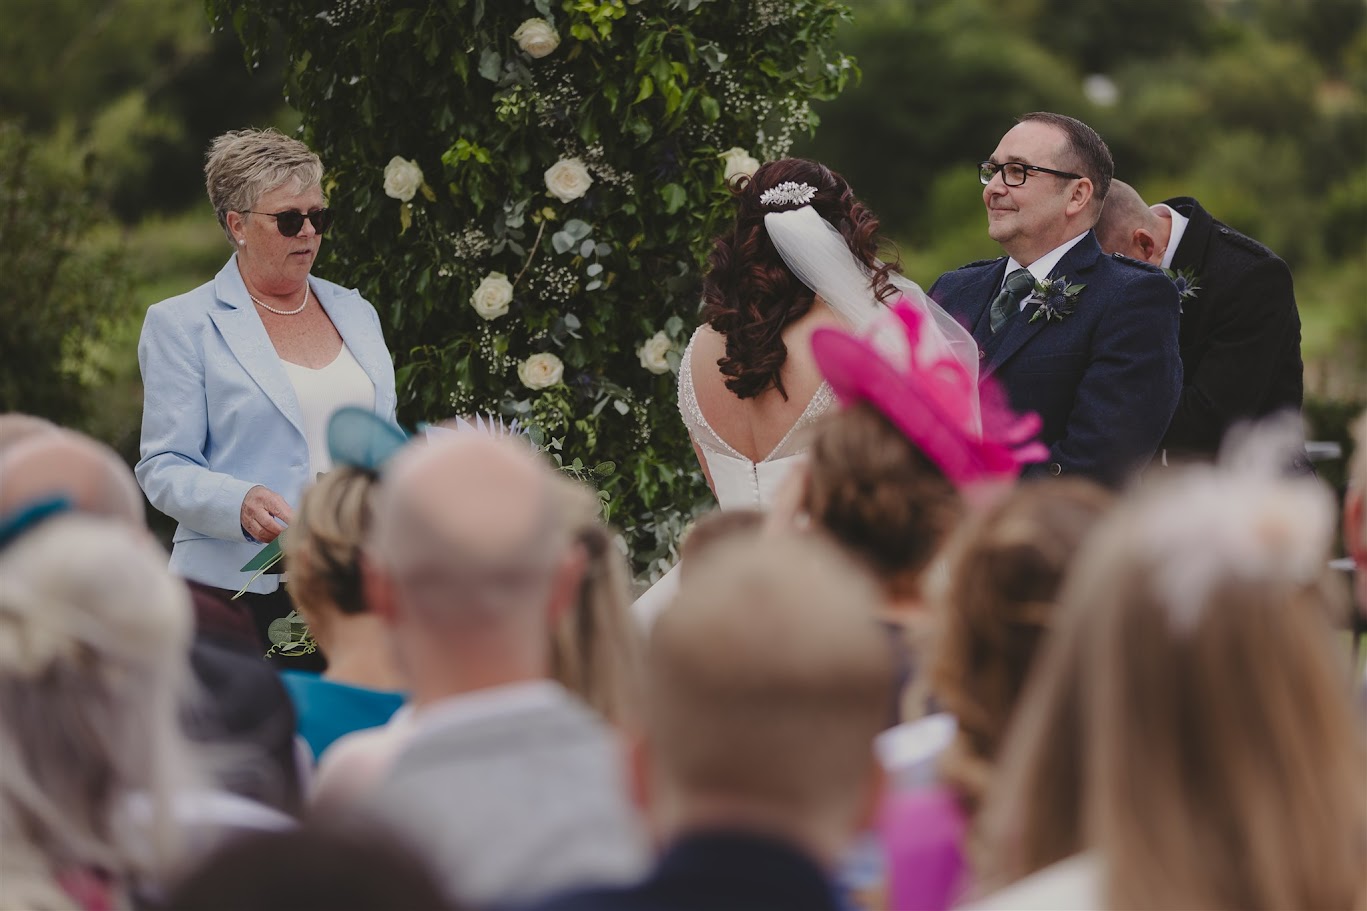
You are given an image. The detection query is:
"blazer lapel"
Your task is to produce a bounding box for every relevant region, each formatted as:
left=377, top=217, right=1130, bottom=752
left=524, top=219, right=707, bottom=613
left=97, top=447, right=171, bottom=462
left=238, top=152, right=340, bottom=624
left=209, top=257, right=307, bottom=440
left=315, top=285, right=393, bottom=413
left=1162, top=197, right=1211, bottom=276
left=983, top=231, right=1102, bottom=379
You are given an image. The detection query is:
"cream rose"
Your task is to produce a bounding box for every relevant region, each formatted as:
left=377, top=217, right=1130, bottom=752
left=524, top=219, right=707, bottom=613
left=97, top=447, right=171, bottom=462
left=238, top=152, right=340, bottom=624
left=470, top=271, right=513, bottom=321
left=513, top=18, right=560, bottom=59
left=637, top=331, right=673, bottom=374
left=544, top=158, right=593, bottom=203
left=518, top=352, right=565, bottom=390
left=719, top=147, right=761, bottom=184
left=382, top=156, right=424, bottom=202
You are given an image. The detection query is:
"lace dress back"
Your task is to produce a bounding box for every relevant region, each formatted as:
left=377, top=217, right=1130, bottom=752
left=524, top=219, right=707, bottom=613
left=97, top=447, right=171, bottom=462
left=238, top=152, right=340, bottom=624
left=678, top=326, right=835, bottom=510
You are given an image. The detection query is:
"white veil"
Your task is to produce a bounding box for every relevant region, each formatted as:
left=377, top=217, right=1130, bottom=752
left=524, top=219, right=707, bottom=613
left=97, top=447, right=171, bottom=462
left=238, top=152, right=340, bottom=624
left=764, top=205, right=982, bottom=430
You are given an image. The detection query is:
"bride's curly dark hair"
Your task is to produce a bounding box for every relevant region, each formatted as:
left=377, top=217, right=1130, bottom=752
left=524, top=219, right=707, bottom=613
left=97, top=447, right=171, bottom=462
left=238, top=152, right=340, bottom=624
left=701, top=158, right=898, bottom=400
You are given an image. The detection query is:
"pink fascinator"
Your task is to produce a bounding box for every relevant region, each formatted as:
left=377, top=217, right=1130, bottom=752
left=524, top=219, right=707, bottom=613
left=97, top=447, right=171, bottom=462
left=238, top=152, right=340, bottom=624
left=810, top=297, right=1047, bottom=487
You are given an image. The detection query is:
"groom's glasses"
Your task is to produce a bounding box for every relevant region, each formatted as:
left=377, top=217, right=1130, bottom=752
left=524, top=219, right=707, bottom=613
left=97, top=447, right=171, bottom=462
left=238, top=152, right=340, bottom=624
left=244, top=207, right=334, bottom=236
left=979, top=161, right=1082, bottom=187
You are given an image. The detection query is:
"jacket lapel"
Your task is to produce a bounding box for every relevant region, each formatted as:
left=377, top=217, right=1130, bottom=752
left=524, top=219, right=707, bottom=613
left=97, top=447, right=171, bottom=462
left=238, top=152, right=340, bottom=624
left=209, top=256, right=307, bottom=440
left=983, top=231, right=1102, bottom=379
left=1162, top=196, right=1211, bottom=275
left=315, top=285, right=393, bottom=415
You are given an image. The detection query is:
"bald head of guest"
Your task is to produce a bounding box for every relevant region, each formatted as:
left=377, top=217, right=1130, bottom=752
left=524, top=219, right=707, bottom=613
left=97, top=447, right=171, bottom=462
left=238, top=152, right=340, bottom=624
left=362, top=432, right=576, bottom=706
left=1095, top=179, right=1174, bottom=266
left=0, top=427, right=146, bottom=528
left=0, top=412, right=59, bottom=455
left=636, top=533, right=893, bottom=867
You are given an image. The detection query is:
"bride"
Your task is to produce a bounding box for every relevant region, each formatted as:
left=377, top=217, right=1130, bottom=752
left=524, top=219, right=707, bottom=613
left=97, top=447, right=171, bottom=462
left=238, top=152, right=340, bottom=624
left=635, top=159, right=980, bottom=622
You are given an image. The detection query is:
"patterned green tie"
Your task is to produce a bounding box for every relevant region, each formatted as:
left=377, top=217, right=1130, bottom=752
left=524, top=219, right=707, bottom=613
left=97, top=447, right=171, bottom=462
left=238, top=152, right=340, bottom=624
left=990, top=268, right=1036, bottom=334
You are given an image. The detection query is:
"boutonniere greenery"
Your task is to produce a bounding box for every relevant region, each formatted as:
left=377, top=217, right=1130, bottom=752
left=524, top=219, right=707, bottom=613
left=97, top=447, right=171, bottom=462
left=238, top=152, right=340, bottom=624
left=1027, top=276, right=1086, bottom=324
left=1163, top=266, right=1201, bottom=310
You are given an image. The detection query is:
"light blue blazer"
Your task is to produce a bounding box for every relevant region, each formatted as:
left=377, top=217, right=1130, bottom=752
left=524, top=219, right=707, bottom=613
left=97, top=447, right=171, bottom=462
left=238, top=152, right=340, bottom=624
left=136, top=255, right=396, bottom=593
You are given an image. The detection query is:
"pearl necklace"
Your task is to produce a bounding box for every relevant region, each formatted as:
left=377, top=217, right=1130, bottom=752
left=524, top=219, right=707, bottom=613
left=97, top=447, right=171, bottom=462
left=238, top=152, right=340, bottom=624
left=250, top=284, right=310, bottom=316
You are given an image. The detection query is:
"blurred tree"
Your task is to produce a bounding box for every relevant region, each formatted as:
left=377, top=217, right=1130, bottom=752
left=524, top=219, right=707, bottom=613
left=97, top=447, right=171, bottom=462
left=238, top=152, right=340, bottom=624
left=0, top=124, right=130, bottom=426
left=796, top=0, right=1086, bottom=240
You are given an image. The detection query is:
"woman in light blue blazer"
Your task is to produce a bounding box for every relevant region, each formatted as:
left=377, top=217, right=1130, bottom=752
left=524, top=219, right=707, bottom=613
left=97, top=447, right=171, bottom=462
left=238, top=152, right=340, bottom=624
left=136, top=128, right=396, bottom=658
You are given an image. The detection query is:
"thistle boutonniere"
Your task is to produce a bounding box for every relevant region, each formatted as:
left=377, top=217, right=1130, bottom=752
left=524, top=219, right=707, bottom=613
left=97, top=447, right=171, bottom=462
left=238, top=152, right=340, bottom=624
left=1026, top=276, right=1086, bottom=324
left=1163, top=266, right=1201, bottom=311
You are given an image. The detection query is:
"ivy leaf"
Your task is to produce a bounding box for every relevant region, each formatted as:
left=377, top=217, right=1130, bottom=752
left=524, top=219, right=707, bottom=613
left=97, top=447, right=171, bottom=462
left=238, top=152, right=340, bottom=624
left=660, top=183, right=687, bottom=214
left=634, top=75, right=654, bottom=104
left=478, top=48, right=502, bottom=82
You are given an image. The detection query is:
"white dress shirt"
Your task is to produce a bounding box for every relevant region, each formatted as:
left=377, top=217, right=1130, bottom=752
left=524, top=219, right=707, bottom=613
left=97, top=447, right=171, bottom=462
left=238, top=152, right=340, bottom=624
left=1002, top=231, right=1090, bottom=310
left=1153, top=203, right=1190, bottom=270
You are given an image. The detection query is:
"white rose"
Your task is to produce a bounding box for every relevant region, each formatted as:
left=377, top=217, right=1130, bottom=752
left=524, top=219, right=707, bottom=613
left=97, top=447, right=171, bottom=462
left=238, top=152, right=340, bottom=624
left=637, top=331, right=674, bottom=374
left=518, top=352, right=565, bottom=390
left=513, top=18, right=561, bottom=59
left=719, top=147, right=761, bottom=184
left=382, top=156, right=424, bottom=202
left=470, top=271, right=513, bottom=321
left=544, top=158, right=593, bottom=203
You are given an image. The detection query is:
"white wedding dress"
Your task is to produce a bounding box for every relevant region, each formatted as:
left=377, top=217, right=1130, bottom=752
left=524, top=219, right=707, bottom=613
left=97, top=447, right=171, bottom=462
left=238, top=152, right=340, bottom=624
left=629, top=204, right=980, bottom=629
left=677, top=328, right=835, bottom=510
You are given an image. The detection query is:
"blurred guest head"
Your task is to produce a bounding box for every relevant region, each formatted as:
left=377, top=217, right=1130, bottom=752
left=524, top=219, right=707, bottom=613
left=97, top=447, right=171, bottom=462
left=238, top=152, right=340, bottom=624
left=547, top=474, right=641, bottom=726
left=678, top=507, right=764, bottom=574
left=1345, top=409, right=1367, bottom=615
left=805, top=402, right=962, bottom=607
left=286, top=466, right=402, bottom=691
left=0, top=427, right=145, bottom=526
left=979, top=464, right=1365, bottom=909
left=701, top=157, right=895, bottom=401
left=636, top=533, right=893, bottom=866
left=0, top=412, right=58, bottom=455
left=164, top=819, right=452, bottom=911
left=931, top=479, right=1112, bottom=822
left=365, top=434, right=577, bottom=705
left=0, top=515, right=202, bottom=909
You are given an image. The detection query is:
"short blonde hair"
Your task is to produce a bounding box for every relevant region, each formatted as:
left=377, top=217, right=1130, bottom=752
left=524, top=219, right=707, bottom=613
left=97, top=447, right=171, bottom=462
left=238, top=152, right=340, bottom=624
left=205, top=128, right=324, bottom=243
left=978, top=469, right=1365, bottom=909
left=547, top=475, right=641, bottom=726
left=285, top=467, right=376, bottom=620
left=649, top=533, right=893, bottom=818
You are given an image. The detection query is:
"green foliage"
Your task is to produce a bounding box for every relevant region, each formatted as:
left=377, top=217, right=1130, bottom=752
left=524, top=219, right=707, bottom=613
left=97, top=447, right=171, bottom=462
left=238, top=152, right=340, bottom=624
left=209, top=0, right=856, bottom=570
left=0, top=124, right=131, bottom=427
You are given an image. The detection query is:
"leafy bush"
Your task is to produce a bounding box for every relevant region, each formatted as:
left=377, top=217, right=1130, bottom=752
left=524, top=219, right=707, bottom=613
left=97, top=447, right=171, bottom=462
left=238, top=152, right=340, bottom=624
left=210, top=0, right=855, bottom=574
left=0, top=123, right=129, bottom=426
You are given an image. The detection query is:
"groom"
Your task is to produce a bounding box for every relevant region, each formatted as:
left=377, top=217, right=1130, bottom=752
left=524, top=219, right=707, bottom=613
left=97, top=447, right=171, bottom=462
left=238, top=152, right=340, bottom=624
left=930, top=112, right=1181, bottom=486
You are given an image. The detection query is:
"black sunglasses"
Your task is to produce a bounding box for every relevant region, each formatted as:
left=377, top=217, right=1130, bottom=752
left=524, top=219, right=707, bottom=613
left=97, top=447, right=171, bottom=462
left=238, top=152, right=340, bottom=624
left=979, top=161, right=1082, bottom=187
left=244, top=207, right=334, bottom=237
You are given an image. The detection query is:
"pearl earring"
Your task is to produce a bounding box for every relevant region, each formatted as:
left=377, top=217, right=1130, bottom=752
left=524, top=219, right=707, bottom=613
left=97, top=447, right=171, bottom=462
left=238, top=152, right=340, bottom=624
left=237, top=239, right=245, bottom=246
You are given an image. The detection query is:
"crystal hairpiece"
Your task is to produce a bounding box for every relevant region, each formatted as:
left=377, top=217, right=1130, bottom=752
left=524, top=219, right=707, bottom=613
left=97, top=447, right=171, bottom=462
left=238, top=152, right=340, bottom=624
left=760, top=181, right=817, bottom=208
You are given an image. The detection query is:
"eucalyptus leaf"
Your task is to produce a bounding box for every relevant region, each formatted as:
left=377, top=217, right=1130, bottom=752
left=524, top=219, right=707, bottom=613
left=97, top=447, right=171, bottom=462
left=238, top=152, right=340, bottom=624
left=586, top=263, right=603, bottom=277
left=585, top=279, right=602, bottom=291
left=594, top=242, right=612, bottom=257
left=579, top=239, right=596, bottom=257
left=613, top=400, right=630, bottom=415
left=563, top=219, right=592, bottom=240
left=552, top=231, right=574, bottom=254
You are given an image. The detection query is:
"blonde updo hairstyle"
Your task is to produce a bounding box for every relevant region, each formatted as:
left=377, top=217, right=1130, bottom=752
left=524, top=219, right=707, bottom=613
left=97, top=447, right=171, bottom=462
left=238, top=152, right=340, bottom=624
left=285, top=467, right=377, bottom=628
left=205, top=127, right=324, bottom=245
left=547, top=475, right=642, bottom=726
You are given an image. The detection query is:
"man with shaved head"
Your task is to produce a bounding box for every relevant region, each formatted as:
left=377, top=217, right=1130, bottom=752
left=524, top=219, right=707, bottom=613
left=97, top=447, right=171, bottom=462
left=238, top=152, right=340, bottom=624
left=361, top=432, right=644, bottom=908
left=1096, top=181, right=1304, bottom=463
left=0, top=422, right=303, bottom=815
left=527, top=532, right=893, bottom=911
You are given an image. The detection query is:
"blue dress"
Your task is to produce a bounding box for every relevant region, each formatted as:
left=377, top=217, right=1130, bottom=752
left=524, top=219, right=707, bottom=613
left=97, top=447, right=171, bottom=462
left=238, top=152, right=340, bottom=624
left=279, top=671, right=405, bottom=761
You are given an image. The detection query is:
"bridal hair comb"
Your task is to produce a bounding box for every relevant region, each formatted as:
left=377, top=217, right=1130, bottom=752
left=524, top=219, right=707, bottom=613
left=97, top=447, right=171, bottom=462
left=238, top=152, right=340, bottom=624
left=760, top=181, right=817, bottom=208
left=810, top=298, right=1047, bottom=487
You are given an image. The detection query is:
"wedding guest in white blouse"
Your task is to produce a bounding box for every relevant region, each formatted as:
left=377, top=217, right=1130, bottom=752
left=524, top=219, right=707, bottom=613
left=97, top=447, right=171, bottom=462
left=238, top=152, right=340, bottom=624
left=136, top=128, right=396, bottom=661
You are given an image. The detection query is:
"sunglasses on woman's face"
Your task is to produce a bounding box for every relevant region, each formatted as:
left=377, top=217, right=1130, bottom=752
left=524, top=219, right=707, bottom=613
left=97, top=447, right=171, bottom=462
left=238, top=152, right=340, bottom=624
left=243, top=207, right=333, bottom=237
